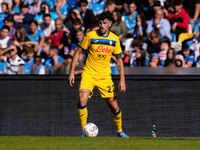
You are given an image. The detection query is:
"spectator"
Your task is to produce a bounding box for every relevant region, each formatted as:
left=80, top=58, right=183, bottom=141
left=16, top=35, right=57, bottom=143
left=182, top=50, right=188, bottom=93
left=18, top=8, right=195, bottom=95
left=42, top=0, right=56, bottom=11
left=123, top=37, right=143, bottom=66
left=65, top=8, right=83, bottom=31
left=69, top=29, right=85, bottom=63
left=167, top=0, right=189, bottom=39
left=177, top=42, right=195, bottom=67
left=92, top=0, right=106, bottom=16
left=148, top=52, right=162, bottom=67
left=48, top=18, right=64, bottom=51
left=38, top=14, right=55, bottom=39
left=146, top=9, right=171, bottom=41
left=11, top=0, right=22, bottom=14
left=55, top=0, right=68, bottom=21
left=29, top=0, right=42, bottom=15
left=139, top=0, right=155, bottom=22
left=163, top=48, right=176, bottom=67
left=28, top=20, right=45, bottom=52
left=122, top=0, right=137, bottom=38
left=0, top=2, right=10, bottom=29
left=13, top=26, right=38, bottom=57
left=175, top=54, right=186, bottom=67
left=0, top=25, right=11, bottom=49
left=79, top=0, right=95, bottom=30
left=34, top=2, right=57, bottom=24
left=133, top=12, right=146, bottom=38
left=158, top=39, right=171, bottom=65
left=147, top=29, right=161, bottom=55
left=0, top=44, right=25, bottom=74
left=31, top=55, right=46, bottom=74
left=13, top=1, right=34, bottom=33
left=42, top=40, right=51, bottom=66
left=24, top=46, right=34, bottom=74
left=105, top=0, right=116, bottom=13
left=110, top=10, right=127, bottom=43
left=183, top=0, right=200, bottom=31
left=131, top=48, right=149, bottom=67
left=45, top=46, right=64, bottom=74
left=70, top=18, right=85, bottom=41
left=3, top=16, right=16, bottom=39
left=153, top=0, right=168, bottom=18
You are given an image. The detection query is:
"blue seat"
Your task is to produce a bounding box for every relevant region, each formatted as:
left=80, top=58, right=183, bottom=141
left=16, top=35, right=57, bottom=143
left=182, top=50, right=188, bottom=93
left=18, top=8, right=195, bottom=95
left=171, top=33, right=176, bottom=42
left=193, top=24, right=199, bottom=34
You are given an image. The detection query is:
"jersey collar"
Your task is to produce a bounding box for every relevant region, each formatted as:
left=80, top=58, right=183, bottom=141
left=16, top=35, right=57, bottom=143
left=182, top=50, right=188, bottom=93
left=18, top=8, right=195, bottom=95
left=98, top=30, right=110, bottom=37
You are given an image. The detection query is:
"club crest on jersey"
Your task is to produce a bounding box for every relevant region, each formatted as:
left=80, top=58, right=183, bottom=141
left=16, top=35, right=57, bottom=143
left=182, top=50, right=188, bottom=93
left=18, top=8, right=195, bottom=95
left=109, top=40, right=112, bottom=46
left=95, top=46, right=111, bottom=53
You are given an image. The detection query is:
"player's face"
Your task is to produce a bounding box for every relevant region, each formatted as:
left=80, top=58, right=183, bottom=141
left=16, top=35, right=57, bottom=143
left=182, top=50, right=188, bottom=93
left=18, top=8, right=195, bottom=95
left=99, top=19, right=111, bottom=35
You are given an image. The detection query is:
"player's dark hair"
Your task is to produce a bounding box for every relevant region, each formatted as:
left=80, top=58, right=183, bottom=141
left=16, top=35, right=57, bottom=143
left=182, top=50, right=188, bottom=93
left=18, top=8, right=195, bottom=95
left=1, top=25, right=10, bottom=32
left=98, top=11, right=113, bottom=21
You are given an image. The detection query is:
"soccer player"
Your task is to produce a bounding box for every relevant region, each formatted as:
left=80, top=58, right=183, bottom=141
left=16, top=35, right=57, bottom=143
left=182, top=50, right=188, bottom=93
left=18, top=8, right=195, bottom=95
left=68, top=11, right=129, bottom=138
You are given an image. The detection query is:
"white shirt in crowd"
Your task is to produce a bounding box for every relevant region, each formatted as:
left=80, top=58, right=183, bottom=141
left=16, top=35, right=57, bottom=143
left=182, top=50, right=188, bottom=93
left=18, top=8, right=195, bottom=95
left=4, top=55, right=25, bottom=74
left=38, top=20, right=55, bottom=38
left=0, top=36, right=11, bottom=49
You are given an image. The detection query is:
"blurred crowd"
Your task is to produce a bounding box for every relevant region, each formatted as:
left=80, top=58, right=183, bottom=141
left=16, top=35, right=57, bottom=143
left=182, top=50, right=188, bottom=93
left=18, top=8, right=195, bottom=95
left=0, top=0, right=199, bottom=75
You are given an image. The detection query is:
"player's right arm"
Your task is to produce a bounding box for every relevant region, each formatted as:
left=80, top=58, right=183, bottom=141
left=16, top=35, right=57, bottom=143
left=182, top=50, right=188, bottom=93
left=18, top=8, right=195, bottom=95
left=68, top=46, right=84, bottom=86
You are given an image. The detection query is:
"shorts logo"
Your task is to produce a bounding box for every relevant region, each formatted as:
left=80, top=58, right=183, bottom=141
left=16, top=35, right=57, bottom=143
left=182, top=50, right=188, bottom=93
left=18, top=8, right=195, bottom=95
left=95, top=46, right=111, bottom=53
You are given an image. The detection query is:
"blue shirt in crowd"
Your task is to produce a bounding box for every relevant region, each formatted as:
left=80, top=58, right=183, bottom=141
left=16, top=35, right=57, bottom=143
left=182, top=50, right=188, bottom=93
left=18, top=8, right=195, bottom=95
left=28, top=29, right=45, bottom=43
left=34, top=12, right=57, bottom=22
left=123, top=11, right=137, bottom=31
left=24, top=59, right=34, bottom=74
left=146, top=18, right=172, bottom=40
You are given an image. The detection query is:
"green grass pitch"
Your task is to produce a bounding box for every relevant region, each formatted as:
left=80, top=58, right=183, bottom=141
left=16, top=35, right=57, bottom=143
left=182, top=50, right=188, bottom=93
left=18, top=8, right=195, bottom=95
left=0, top=137, right=200, bottom=150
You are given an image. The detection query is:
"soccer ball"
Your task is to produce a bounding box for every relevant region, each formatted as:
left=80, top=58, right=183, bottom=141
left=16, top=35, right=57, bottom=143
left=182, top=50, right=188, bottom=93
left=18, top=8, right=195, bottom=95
left=82, top=123, right=99, bottom=137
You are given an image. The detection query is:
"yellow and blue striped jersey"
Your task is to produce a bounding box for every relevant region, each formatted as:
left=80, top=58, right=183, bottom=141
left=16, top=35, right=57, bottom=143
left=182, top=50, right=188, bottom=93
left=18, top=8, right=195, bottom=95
left=80, top=30, right=122, bottom=77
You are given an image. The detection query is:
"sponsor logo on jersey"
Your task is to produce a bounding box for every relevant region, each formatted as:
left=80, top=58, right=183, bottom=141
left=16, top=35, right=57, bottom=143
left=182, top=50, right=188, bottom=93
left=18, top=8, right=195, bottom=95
left=94, top=46, right=111, bottom=53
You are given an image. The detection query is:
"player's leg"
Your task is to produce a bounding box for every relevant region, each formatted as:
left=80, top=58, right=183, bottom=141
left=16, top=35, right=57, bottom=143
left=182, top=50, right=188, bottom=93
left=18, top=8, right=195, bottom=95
left=104, top=97, right=129, bottom=138
left=78, top=89, right=90, bottom=129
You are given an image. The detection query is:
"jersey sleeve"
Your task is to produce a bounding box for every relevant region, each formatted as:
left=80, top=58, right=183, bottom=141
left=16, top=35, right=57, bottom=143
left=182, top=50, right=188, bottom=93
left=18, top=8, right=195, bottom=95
left=113, top=37, right=122, bottom=55
left=79, top=33, right=90, bottom=50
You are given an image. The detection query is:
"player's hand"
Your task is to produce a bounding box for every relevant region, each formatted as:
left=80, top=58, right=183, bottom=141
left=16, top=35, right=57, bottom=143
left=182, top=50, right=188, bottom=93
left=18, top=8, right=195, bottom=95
left=118, top=81, right=126, bottom=93
left=68, top=72, right=75, bottom=87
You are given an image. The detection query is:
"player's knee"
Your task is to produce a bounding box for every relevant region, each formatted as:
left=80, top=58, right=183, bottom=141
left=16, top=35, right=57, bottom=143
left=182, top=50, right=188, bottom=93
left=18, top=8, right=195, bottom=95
left=112, top=106, right=119, bottom=113
left=79, top=96, right=88, bottom=106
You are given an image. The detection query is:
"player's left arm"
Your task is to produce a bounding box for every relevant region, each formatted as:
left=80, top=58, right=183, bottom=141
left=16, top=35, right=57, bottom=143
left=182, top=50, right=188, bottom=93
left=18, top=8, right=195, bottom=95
left=116, top=53, right=126, bottom=93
